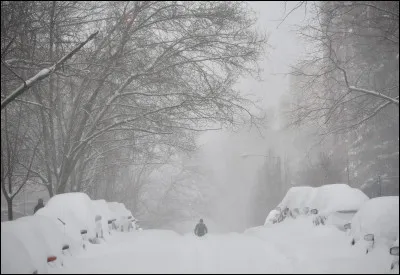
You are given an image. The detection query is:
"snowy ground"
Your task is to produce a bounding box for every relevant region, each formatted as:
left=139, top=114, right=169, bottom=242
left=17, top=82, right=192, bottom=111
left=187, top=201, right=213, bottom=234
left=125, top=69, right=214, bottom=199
left=50, top=217, right=396, bottom=274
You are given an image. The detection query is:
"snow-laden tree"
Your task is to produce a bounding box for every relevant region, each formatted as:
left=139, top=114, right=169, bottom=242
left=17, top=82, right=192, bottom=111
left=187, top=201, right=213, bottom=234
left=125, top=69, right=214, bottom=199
left=288, top=1, right=398, bottom=134
left=1, top=1, right=267, bottom=209
left=282, top=1, right=398, bottom=191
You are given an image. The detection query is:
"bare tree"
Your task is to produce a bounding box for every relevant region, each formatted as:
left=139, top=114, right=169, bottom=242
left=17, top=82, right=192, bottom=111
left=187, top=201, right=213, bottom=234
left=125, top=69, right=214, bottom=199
left=279, top=1, right=399, bottom=191
left=1, top=104, right=41, bottom=220
left=2, top=2, right=267, bottom=202
left=287, top=1, right=398, bottom=135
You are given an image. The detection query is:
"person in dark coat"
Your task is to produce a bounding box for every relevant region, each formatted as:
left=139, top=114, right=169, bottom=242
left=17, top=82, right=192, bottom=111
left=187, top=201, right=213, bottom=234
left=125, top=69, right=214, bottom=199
left=194, top=218, right=208, bottom=237
left=33, top=198, right=44, bottom=214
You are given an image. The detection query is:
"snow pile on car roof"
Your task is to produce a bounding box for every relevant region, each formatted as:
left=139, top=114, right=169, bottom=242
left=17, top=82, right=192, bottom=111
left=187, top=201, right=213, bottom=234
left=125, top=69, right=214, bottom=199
left=36, top=192, right=97, bottom=240
left=279, top=184, right=368, bottom=214
left=265, top=184, right=369, bottom=225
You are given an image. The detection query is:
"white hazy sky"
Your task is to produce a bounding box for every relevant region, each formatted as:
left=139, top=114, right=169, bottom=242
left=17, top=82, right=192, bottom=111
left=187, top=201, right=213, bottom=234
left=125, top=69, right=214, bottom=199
left=199, top=1, right=308, bottom=145
left=237, top=1, right=308, bottom=110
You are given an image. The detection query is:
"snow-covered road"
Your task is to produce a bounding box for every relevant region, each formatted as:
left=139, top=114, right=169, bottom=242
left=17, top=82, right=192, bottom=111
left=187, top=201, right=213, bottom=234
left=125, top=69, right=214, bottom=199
left=51, top=217, right=395, bottom=274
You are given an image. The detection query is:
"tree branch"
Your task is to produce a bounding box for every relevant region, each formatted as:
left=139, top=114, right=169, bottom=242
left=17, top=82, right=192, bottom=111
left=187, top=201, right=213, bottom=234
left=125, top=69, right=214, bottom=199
left=1, top=31, right=99, bottom=110
left=348, top=86, right=399, bottom=106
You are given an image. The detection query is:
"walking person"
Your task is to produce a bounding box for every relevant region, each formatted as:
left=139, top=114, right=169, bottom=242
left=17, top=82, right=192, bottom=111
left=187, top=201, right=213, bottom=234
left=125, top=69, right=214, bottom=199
left=33, top=198, right=45, bottom=214
left=194, top=218, right=208, bottom=237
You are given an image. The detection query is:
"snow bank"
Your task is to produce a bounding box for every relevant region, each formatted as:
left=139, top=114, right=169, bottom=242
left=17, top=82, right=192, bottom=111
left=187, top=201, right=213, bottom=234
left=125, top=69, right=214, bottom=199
left=247, top=216, right=394, bottom=274
left=350, top=196, right=399, bottom=245
left=52, top=217, right=394, bottom=274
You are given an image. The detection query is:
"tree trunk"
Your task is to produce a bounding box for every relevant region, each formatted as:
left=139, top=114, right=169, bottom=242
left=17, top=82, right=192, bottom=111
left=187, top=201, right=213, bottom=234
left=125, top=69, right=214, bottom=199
left=57, top=168, right=70, bottom=194
left=7, top=198, right=13, bottom=221
left=46, top=184, right=54, bottom=197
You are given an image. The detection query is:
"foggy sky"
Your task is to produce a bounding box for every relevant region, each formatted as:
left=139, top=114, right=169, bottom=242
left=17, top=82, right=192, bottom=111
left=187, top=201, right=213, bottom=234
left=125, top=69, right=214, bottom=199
left=194, top=2, right=309, bottom=232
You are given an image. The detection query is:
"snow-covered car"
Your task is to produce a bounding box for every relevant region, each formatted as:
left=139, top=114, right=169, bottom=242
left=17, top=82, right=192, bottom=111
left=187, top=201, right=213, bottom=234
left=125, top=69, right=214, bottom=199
left=350, top=196, right=399, bottom=253
left=107, top=202, right=136, bottom=232
left=1, top=215, right=67, bottom=274
left=265, top=184, right=369, bottom=229
left=326, top=209, right=358, bottom=231
left=1, top=231, right=38, bottom=274
left=92, top=199, right=114, bottom=237
left=289, top=208, right=301, bottom=219
left=128, top=216, right=141, bottom=231
left=390, top=238, right=399, bottom=271
left=36, top=192, right=98, bottom=242
left=264, top=208, right=282, bottom=225
left=309, top=184, right=369, bottom=228
left=2, top=193, right=136, bottom=273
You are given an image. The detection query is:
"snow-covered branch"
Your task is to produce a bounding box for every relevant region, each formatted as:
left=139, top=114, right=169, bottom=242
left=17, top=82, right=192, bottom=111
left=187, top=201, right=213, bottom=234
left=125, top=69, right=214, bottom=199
left=1, top=31, right=99, bottom=110
left=348, top=86, right=399, bottom=106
